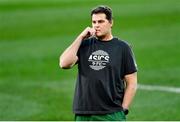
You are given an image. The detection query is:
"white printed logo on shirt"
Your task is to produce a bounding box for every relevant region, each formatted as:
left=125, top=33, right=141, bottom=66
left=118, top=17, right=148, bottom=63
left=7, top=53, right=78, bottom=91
left=88, top=50, right=110, bottom=71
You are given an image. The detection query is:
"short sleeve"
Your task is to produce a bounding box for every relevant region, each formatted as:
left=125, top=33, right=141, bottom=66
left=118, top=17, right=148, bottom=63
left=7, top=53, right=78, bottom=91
left=76, top=43, right=82, bottom=64
left=76, top=38, right=90, bottom=64
left=122, top=42, right=138, bottom=76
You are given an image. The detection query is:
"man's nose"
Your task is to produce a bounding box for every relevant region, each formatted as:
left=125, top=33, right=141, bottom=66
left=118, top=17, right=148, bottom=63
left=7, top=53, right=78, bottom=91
left=94, top=23, right=99, bottom=28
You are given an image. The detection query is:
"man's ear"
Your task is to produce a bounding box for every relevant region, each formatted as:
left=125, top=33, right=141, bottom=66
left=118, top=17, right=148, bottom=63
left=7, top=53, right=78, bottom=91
left=110, top=20, right=113, bottom=28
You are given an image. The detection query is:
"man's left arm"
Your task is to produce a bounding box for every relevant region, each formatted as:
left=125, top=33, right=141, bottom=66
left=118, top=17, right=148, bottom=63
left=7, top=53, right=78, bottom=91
left=122, top=72, right=137, bottom=111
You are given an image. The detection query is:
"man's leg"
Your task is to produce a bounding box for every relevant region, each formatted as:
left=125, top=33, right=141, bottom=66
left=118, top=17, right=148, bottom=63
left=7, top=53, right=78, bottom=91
left=93, top=111, right=126, bottom=121
left=75, top=114, right=92, bottom=121
left=75, top=111, right=126, bottom=121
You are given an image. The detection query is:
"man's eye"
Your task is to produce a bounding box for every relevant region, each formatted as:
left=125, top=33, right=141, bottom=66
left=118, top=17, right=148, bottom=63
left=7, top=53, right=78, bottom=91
left=99, top=20, right=104, bottom=23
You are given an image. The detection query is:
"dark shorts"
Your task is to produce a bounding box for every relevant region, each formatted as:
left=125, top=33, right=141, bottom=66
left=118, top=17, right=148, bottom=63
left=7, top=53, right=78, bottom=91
left=75, top=111, right=126, bottom=121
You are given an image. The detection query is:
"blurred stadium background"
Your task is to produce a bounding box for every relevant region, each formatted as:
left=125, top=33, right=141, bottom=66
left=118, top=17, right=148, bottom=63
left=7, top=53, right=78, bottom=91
left=0, top=0, right=180, bottom=120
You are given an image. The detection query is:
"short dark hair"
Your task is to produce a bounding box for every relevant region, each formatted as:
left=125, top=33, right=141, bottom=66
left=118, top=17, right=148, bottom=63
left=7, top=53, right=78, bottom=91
left=91, top=5, right=113, bottom=22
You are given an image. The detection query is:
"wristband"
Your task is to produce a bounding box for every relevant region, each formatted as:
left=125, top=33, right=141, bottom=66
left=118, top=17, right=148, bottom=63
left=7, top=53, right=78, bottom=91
left=123, top=108, right=129, bottom=115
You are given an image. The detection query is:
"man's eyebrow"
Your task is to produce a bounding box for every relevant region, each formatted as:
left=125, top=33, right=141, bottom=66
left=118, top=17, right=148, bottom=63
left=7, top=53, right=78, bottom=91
left=92, top=19, right=105, bottom=22
left=98, top=20, right=105, bottom=22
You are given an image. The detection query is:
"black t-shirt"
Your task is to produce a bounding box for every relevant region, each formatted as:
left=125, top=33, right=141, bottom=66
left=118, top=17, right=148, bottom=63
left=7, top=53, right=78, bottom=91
left=73, top=37, right=137, bottom=115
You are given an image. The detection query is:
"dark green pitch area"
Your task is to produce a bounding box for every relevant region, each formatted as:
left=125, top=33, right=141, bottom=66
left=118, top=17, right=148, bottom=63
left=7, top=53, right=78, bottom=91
left=0, top=0, right=180, bottom=120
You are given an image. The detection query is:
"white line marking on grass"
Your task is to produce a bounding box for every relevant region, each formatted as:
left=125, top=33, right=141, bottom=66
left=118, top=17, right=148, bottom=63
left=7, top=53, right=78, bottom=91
left=138, top=84, right=180, bottom=94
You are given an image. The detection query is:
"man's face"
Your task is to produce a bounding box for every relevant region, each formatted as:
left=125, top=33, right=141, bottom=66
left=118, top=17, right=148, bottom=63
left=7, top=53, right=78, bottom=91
left=92, top=13, right=113, bottom=38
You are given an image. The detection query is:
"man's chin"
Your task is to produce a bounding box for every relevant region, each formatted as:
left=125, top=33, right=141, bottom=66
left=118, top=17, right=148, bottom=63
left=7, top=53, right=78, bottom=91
left=95, top=34, right=103, bottom=38
left=96, top=35, right=104, bottom=39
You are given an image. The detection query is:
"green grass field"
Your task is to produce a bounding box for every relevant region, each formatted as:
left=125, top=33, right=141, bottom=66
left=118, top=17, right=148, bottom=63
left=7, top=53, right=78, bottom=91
left=0, top=0, right=180, bottom=120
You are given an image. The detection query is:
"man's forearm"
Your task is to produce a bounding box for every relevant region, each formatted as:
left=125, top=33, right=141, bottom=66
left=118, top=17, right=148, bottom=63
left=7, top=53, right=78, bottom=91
left=122, top=82, right=137, bottom=109
left=59, top=27, right=95, bottom=69
left=122, top=72, right=137, bottom=109
left=59, top=35, right=83, bottom=69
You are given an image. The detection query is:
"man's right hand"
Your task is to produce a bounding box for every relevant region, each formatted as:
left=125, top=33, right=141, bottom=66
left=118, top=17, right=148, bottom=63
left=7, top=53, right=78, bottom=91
left=60, top=27, right=95, bottom=69
left=59, top=27, right=95, bottom=69
left=79, top=27, right=96, bottom=40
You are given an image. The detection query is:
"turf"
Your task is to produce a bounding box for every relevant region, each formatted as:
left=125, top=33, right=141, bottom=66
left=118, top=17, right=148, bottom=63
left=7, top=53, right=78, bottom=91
left=0, top=0, right=180, bottom=120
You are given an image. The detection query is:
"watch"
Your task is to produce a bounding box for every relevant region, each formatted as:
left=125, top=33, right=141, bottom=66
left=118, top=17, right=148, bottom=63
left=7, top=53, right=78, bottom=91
left=123, top=108, right=129, bottom=115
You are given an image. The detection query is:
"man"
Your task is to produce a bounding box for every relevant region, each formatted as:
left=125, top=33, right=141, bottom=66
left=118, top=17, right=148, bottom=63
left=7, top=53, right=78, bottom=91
left=59, top=5, right=137, bottom=121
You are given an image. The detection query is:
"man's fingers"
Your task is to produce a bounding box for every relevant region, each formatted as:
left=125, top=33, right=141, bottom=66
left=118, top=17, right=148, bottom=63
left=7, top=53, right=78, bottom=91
left=89, top=28, right=96, bottom=36
left=81, top=27, right=95, bottom=40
